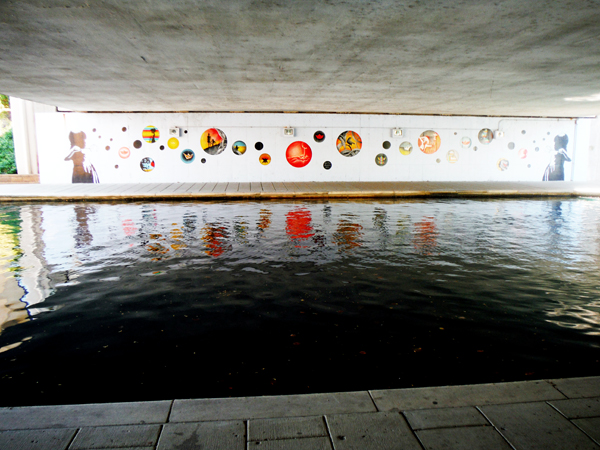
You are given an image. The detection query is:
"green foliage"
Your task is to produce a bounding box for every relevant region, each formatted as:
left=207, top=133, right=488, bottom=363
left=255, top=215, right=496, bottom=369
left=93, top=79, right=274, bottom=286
left=0, top=129, right=16, bottom=174
left=0, top=94, right=9, bottom=110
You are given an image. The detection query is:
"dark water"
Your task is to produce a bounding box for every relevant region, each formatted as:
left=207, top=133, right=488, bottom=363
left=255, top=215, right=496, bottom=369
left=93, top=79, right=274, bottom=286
left=0, top=199, right=599, bottom=407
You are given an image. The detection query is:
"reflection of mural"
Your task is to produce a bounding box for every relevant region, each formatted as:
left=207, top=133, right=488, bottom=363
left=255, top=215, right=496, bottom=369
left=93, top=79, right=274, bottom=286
left=461, top=137, right=471, bottom=149
left=478, top=129, right=493, bottom=144
left=181, top=149, right=195, bottom=164
left=543, top=135, right=571, bottom=181
left=257, top=209, right=272, bottom=233
left=143, top=126, right=160, bottom=143
left=201, top=224, right=230, bottom=257
left=168, top=138, right=179, bottom=149
left=413, top=217, right=437, bottom=256
left=336, top=131, right=362, bottom=157
left=201, top=128, right=227, bottom=155
left=232, top=141, right=247, bottom=155
left=518, top=148, right=527, bottom=159
left=286, top=141, right=312, bottom=168
left=497, top=158, right=509, bottom=171
left=446, top=150, right=459, bottom=163
left=259, top=153, right=271, bottom=165
left=418, top=130, right=441, bottom=154
left=64, top=131, right=99, bottom=183
left=399, top=141, right=413, bottom=155
left=286, top=209, right=314, bottom=248
left=140, top=157, right=155, bottom=172
left=333, top=216, right=363, bottom=252
left=375, top=154, right=388, bottom=166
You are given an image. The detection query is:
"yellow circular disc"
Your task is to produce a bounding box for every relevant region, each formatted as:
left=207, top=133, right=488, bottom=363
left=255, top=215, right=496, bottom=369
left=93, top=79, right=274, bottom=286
left=168, top=137, right=179, bottom=149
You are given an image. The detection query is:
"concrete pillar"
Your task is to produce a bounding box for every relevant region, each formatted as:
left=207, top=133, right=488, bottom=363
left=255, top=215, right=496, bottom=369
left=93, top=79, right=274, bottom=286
left=10, top=97, right=56, bottom=175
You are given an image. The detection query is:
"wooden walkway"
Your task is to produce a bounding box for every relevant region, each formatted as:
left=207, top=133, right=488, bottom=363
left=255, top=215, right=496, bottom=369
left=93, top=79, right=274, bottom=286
left=0, top=181, right=599, bottom=201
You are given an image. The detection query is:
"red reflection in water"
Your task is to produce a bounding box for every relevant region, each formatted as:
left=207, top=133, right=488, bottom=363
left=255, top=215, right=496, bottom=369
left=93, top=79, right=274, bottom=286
left=286, top=209, right=314, bottom=247
left=413, top=217, right=437, bottom=255
left=122, top=219, right=137, bottom=236
left=201, top=225, right=230, bottom=257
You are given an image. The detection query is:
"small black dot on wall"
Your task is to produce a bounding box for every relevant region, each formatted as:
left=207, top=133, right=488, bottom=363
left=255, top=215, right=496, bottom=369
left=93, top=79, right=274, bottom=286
left=522, top=130, right=526, bottom=134
left=382, top=141, right=391, bottom=149
left=184, top=130, right=188, bottom=134
left=115, top=165, right=119, bottom=169
left=201, top=158, right=206, bottom=163
left=110, top=138, right=113, bottom=141
left=255, top=142, right=264, bottom=150
left=160, top=145, right=165, bottom=150
left=133, top=140, right=142, bottom=149
left=323, top=161, right=332, bottom=170
left=98, top=136, right=102, bottom=139
left=93, top=128, right=97, bottom=132
left=105, top=146, right=110, bottom=151
left=122, top=127, right=127, bottom=132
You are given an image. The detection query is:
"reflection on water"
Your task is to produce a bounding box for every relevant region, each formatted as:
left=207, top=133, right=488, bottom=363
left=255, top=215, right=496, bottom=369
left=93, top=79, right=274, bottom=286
left=0, top=199, right=599, bottom=406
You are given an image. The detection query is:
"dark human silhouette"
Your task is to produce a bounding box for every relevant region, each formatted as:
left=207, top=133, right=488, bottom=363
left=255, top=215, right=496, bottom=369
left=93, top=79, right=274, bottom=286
left=543, top=134, right=571, bottom=181
left=64, top=131, right=99, bottom=183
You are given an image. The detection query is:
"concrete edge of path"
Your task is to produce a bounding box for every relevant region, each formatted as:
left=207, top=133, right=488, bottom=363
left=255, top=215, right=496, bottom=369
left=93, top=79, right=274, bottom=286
left=0, top=376, right=598, bottom=430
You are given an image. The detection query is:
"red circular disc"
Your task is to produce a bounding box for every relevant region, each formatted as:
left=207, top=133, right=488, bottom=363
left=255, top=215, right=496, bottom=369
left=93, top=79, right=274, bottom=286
left=286, top=141, right=312, bottom=168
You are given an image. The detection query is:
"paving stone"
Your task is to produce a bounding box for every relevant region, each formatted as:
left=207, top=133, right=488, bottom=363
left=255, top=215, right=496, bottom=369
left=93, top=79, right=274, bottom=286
left=0, top=401, right=172, bottom=430
left=170, top=392, right=375, bottom=422
left=404, top=406, right=488, bottom=430
left=251, top=436, right=333, bottom=450
left=157, top=421, right=245, bottom=449
left=248, top=416, right=327, bottom=441
left=416, top=426, right=512, bottom=450
left=480, top=401, right=598, bottom=449
left=549, top=377, right=600, bottom=399
left=371, top=380, right=565, bottom=411
left=549, top=397, right=600, bottom=419
left=70, top=425, right=161, bottom=449
left=573, top=418, right=600, bottom=444
left=0, top=428, right=76, bottom=450
left=326, top=411, right=421, bottom=450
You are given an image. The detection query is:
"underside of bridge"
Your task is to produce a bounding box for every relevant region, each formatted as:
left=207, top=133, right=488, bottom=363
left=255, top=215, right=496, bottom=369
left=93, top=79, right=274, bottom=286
left=1, top=0, right=600, bottom=117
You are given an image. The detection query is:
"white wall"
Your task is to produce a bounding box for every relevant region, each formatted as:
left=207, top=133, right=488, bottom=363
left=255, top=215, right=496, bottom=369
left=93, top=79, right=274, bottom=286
left=36, top=112, right=581, bottom=184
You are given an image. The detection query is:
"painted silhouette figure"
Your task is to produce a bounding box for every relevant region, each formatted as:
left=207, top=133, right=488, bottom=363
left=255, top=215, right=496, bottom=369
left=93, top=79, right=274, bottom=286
left=543, top=134, right=571, bottom=181
left=64, top=131, right=99, bottom=183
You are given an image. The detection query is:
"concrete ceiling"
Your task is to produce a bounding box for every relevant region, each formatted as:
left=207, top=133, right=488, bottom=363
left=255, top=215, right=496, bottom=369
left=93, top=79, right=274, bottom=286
left=1, top=0, right=600, bottom=117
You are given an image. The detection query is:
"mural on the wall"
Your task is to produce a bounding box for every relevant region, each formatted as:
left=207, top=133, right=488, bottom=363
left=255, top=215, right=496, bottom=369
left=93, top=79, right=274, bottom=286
left=118, top=147, right=130, bottom=159
left=375, top=154, right=388, bottom=166
left=259, top=153, right=271, bottom=165
left=168, top=138, right=179, bottom=149
left=232, top=141, right=247, bottom=155
left=286, top=141, right=312, bottom=168
left=143, top=126, right=160, bottom=143
left=201, top=128, right=227, bottom=155
left=399, top=142, right=413, bottom=155
left=461, top=137, right=471, bottom=149
left=181, top=149, right=195, bottom=164
left=418, top=130, right=441, bottom=154
left=336, top=131, right=362, bottom=157
left=314, top=131, right=325, bottom=143
left=542, top=135, right=571, bottom=181
left=140, top=157, right=155, bottom=172
left=478, top=129, right=493, bottom=144
left=446, top=150, right=459, bottom=163
left=497, top=158, right=509, bottom=171
left=64, top=131, right=99, bottom=183
left=518, top=148, right=527, bottom=159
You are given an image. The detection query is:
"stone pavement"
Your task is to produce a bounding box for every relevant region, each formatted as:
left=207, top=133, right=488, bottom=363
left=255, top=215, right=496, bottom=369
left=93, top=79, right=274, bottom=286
left=0, top=376, right=598, bottom=449
left=0, top=181, right=599, bottom=201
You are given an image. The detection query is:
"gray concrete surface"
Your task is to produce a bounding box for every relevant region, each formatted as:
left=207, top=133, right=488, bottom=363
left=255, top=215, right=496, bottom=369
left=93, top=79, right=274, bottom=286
left=1, top=1, right=599, bottom=118
left=0, top=181, right=599, bottom=202
left=0, top=377, right=598, bottom=449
